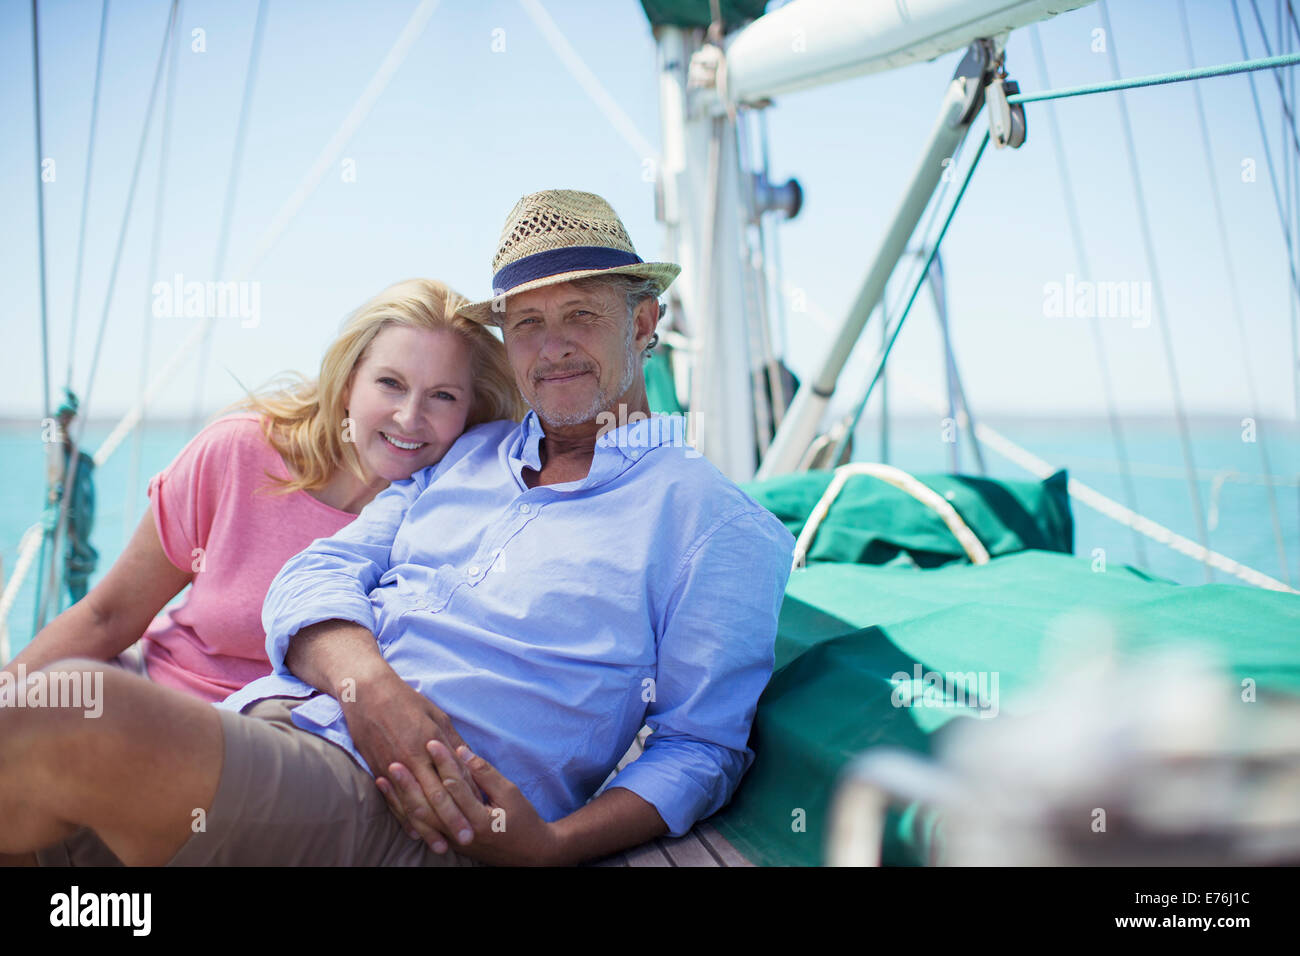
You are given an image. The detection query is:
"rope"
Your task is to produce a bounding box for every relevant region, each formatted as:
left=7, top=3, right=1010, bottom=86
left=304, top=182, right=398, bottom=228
left=1037, top=455, right=1299, bottom=486
left=1006, top=50, right=1300, bottom=104
left=1178, top=0, right=1292, bottom=585
left=1029, top=23, right=1147, bottom=569
left=971, top=422, right=1297, bottom=594
left=792, top=463, right=992, bottom=571
left=65, top=0, right=109, bottom=391
left=1096, top=0, right=1211, bottom=581
left=831, top=130, right=991, bottom=467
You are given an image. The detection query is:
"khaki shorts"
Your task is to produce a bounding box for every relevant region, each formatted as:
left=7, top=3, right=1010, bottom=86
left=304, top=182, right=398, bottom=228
left=37, top=696, right=481, bottom=867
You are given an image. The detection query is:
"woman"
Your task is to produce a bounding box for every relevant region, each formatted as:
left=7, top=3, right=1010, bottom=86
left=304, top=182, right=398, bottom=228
left=4, top=278, right=521, bottom=703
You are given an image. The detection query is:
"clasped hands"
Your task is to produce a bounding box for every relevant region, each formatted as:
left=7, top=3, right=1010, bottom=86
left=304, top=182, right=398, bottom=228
left=339, top=669, right=561, bottom=866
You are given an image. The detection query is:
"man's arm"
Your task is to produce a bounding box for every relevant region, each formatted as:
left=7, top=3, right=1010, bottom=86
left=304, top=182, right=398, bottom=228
left=605, top=508, right=795, bottom=838
left=550, top=787, right=669, bottom=865
left=285, top=619, right=479, bottom=853
left=262, top=473, right=479, bottom=852
left=262, top=475, right=421, bottom=673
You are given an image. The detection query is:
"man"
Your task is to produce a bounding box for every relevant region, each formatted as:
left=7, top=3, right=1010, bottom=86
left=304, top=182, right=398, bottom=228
left=0, top=190, right=794, bottom=866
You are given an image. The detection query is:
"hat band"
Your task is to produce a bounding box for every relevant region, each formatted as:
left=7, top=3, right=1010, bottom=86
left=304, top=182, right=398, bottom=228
left=493, top=246, right=643, bottom=294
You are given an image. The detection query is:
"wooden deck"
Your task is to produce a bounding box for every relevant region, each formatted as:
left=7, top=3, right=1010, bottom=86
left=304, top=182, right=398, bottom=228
left=586, top=822, right=753, bottom=867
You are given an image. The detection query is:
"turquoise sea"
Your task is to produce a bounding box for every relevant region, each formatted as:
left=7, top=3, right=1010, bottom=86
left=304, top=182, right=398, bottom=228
left=2, top=415, right=1297, bottom=657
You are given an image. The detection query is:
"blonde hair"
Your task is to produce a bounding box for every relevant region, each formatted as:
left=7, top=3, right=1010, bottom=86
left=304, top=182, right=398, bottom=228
left=236, top=278, right=523, bottom=495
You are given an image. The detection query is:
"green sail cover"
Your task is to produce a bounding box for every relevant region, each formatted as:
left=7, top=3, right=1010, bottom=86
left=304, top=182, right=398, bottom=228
left=709, top=550, right=1300, bottom=866
left=744, top=468, right=1074, bottom=567
left=640, top=0, right=767, bottom=29
left=644, top=349, right=685, bottom=415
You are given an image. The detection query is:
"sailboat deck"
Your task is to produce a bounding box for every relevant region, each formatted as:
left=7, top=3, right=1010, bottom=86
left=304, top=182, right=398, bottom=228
left=587, top=823, right=752, bottom=867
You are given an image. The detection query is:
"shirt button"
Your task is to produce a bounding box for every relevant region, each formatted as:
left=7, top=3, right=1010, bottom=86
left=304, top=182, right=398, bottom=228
left=468, top=566, right=481, bottom=578
left=519, top=503, right=532, bottom=514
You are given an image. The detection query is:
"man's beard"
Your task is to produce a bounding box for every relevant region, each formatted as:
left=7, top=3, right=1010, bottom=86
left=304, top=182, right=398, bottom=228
left=529, top=318, right=638, bottom=428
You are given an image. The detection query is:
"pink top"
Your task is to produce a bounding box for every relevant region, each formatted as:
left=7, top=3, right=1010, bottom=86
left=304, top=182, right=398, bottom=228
left=141, top=413, right=357, bottom=704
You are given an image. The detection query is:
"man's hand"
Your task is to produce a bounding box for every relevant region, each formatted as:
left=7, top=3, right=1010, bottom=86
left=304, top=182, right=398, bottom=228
left=390, top=740, right=561, bottom=866
left=283, top=619, right=480, bottom=853
left=343, top=667, right=480, bottom=854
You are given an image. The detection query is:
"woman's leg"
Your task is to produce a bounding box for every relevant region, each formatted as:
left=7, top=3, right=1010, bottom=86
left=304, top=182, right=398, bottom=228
left=0, top=659, right=222, bottom=866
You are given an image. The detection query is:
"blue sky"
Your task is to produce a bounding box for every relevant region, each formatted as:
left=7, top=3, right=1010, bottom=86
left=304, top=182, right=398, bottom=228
left=2, top=0, right=1298, bottom=429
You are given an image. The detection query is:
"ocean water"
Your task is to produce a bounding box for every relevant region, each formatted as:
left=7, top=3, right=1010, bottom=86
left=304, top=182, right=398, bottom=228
left=2, top=415, right=1297, bottom=657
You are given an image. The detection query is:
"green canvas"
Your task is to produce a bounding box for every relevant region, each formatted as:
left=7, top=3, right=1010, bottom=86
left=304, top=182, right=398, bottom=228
left=710, top=550, right=1300, bottom=866
left=742, top=469, right=1074, bottom=567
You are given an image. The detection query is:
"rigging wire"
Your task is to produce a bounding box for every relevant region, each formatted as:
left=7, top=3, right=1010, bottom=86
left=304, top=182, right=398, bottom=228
left=124, top=0, right=185, bottom=545
left=1230, top=0, right=1300, bottom=418
left=1095, top=0, right=1211, bottom=581
left=35, top=0, right=179, bottom=629
left=187, top=0, right=269, bottom=437
left=1248, top=0, right=1300, bottom=158
left=65, top=0, right=110, bottom=392
left=28, top=0, right=53, bottom=634
left=517, top=0, right=657, bottom=161
left=849, top=127, right=975, bottom=455
left=831, top=132, right=992, bottom=467
left=758, top=110, right=789, bottom=372
left=30, top=0, right=51, bottom=423
left=1290, top=3, right=1300, bottom=548
left=1176, top=1, right=1290, bottom=584
left=73, top=2, right=179, bottom=447
left=92, top=0, right=441, bottom=469
left=1028, top=22, right=1148, bottom=569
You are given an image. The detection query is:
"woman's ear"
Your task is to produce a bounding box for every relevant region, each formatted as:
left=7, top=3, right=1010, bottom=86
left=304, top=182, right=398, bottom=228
left=341, top=370, right=357, bottom=418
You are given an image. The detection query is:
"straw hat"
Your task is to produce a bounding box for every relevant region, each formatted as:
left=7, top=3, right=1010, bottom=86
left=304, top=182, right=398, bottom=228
left=457, top=190, right=680, bottom=324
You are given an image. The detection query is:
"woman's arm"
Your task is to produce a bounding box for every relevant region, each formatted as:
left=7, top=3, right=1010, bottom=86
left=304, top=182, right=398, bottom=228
left=3, top=512, right=193, bottom=677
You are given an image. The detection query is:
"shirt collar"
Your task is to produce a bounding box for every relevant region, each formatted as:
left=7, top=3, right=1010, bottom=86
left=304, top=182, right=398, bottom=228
left=507, top=410, right=688, bottom=489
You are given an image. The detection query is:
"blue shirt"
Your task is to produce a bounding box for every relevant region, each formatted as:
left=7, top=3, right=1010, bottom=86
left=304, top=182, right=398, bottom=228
left=222, top=411, right=795, bottom=837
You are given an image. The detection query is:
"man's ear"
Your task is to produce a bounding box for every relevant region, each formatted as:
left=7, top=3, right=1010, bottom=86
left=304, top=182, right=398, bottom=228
left=634, top=297, right=659, bottom=348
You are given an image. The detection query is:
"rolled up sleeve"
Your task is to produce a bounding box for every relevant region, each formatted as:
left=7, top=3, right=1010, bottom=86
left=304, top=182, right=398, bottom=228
left=262, top=472, right=428, bottom=671
left=609, top=509, right=795, bottom=837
